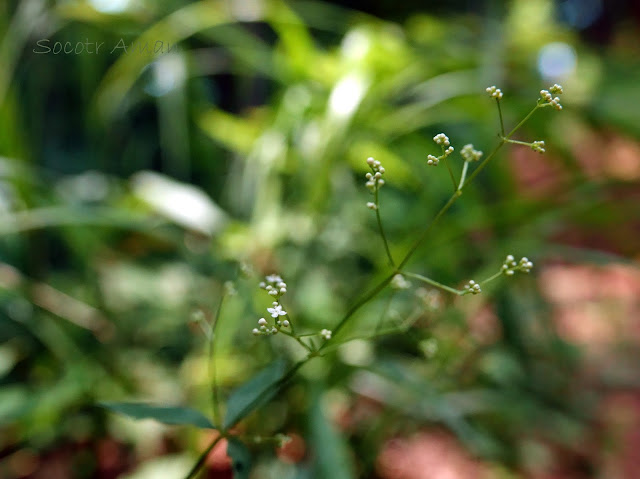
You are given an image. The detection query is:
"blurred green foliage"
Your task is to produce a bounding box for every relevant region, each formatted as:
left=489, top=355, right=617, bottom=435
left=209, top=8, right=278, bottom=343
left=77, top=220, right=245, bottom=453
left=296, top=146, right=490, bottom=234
left=1, top=0, right=639, bottom=478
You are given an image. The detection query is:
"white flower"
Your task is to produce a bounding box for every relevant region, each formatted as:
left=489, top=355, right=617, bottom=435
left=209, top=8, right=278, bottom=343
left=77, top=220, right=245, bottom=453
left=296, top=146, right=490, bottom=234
left=265, top=274, right=283, bottom=283
left=267, top=302, right=287, bottom=318
left=549, top=83, right=564, bottom=95
left=519, top=257, right=533, bottom=273
left=501, top=254, right=517, bottom=275
left=365, top=157, right=386, bottom=192
left=531, top=140, right=546, bottom=154
left=460, top=144, right=483, bottom=162
left=540, top=85, right=563, bottom=110
left=391, top=274, right=411, bottom=290
left=261, top=274, right=287, bottom=298
left=486, top=85, right=503, bottom=99
left=464, top=280, right=482, bottom=295
left=258, top=318, right=268, bottom=326
left=433, top=133, right=450, bottom=146
left=320, top=329, right=332, bottom=340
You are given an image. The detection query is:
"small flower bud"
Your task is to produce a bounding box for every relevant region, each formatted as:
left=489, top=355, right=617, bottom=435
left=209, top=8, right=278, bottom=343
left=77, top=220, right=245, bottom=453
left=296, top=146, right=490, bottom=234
left=461, top=144, right=483, bottom=162
left=486, top=85, right=503, bottom=99
left=531, top=140, right=546, bottom=154
left=549, top=83, right=563, bottom=95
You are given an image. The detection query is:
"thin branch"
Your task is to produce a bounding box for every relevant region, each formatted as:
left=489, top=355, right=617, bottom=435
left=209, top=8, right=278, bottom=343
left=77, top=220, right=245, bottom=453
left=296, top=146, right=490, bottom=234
left=496, top=98, right=505, bottom=137
left=403, top=271, right=464, bottom=295
left=209, top=296, right=225, bottom=429
left=374, top=189, right=395, bottom=268
left=184, top=434, right=224, bottom=479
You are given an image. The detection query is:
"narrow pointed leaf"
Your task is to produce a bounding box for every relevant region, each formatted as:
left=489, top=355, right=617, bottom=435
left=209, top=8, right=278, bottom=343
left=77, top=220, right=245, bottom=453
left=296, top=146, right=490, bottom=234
left=99, top=402, right=215, bottom=429
left=223, top=359, right=287, bottom=430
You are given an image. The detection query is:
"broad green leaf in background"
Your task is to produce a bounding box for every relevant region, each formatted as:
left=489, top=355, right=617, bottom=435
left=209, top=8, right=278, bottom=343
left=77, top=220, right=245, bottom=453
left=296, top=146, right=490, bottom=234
left=310, top=389, right=356, bottom=479
left=223, top=359, right=287, bottom=430
left=227, top=437, right=252, bottom=479
left=99, top=402, right=215, bottom=429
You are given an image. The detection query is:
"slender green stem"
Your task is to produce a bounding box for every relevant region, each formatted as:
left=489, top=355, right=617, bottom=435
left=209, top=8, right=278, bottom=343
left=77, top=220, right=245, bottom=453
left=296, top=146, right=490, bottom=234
left=318, top=310, right=422, bottom=355
left=458, top=139, right=506, bottom=190
left=321, top=272, right=397, bottom=344
left=506, top=105, right=540, bottom=139
left=277, top=306, right=314, bottom=352
left=374, top=189, right=395, bottom=268
left=442, top=155, right=458, bottom=192
left=209, top=297, right=225, bottom=429
left=504, top=138, right=531, bottom=147
left=461, top=104, right=539, bottom=189
left=184, top=434, right=224, bottom=479
left=496, top=98, right=505, bottom=137
left=397, top=192, right=460, bottom=270
left=403, top=271, right=464, bottom=295
left=458, top=160, right=469, bottom=190
left=480, top=270, right=503, bottom=285
left=297, top=332, right=322, bottom=338
left=279, top=329, right=314, bottom=352
left=375, top=291, right=396, bottom=332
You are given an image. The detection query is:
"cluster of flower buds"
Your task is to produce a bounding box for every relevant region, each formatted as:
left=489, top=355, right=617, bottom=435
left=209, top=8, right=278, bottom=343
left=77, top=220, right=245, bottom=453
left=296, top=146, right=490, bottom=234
left=365, top=157, right=385, bottom=195
left=518, top=257, right=533, bottom=273
left=530, top=140, right=546, bottom=154
left=259, top=274, right=287, bottom=298
left=501, top=255, right=534, bottom=276
left=254, top=275, right=290, bottom=336
left=486, top=85, right=503, bottom=100
left=464, top=280, right=482, bottom=295
left=320, top=329, right=332, bottom=340
left=391, top=273, right=411, bottom=290
left=539, top=84, right=563, bottom=110
left=427, top=133, right=455, bottom=166
left=460, top=144, right=483, bottom=162
left=253, top=316, right=278, bottom=336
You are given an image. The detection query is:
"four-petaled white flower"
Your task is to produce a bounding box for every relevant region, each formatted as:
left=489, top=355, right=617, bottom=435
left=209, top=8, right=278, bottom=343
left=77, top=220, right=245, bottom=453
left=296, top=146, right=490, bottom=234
left=267, top=302, right=287, bottom=318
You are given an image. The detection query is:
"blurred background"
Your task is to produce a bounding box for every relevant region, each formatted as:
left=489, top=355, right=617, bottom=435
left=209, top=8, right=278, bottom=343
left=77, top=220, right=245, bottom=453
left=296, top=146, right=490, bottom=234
left=1, top=0, right=639, bottom=477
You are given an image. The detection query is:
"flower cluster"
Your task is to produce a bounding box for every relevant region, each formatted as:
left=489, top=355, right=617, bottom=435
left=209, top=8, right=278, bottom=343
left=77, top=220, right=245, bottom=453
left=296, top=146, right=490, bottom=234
left=464, top=280, right=482, bottom=295
left=486, top=85, right=503, bottom=100
left=254, top=275, right=290, bottom=336
left=530, top=140, right=546, bottom=154
left=365, top=157, right=385, bottom=198
left=501, top=255, right=534, bottom=276
left=320, top=329, right=332, bottom=340
left=259, top=274, right=287, bottom=298
left=539, top=84, right=563, bottom=110
left=460, top=144, right=483, bottom=162
left=252, top=316, right=278, bottom=336
left=427, top=133, right=455, bottom=166
left=391, top=273, right=411, bottom=290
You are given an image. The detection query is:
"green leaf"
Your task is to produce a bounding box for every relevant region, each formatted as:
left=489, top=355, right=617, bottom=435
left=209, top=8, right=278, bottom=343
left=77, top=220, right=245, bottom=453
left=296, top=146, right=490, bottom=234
left=223, top=359, right=287, bottom=430
left=310, top=389, right=356, bottom=479
left=227, top=437, right=252, bottom=479
left=99, top=402, right=215, bottom=429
